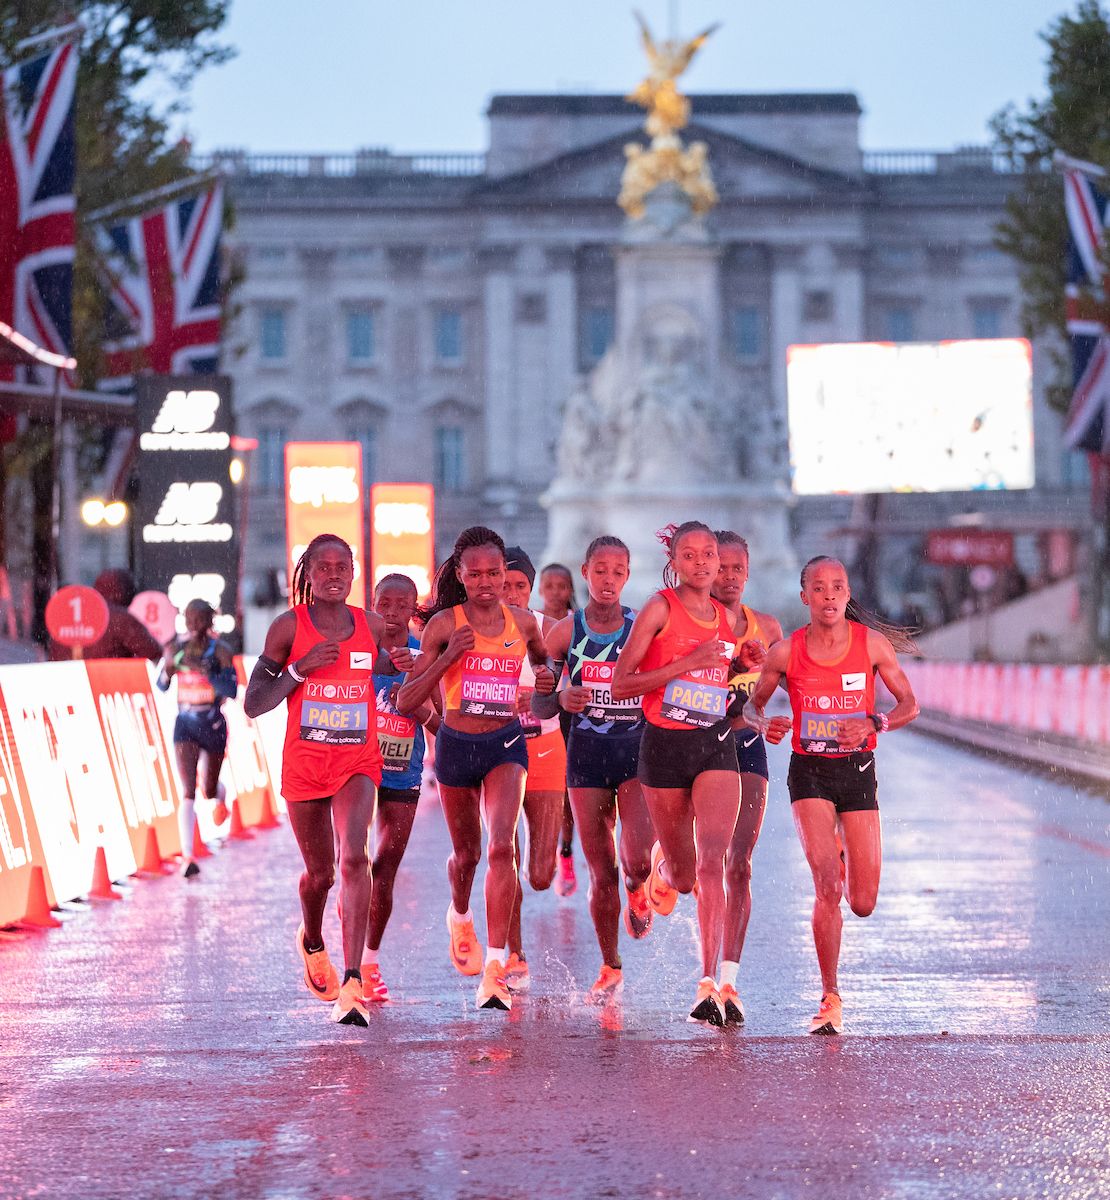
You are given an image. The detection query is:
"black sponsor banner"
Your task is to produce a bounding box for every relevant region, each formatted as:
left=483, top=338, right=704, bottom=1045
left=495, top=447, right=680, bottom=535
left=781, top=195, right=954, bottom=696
left=133, top=375, right=239, bottom=636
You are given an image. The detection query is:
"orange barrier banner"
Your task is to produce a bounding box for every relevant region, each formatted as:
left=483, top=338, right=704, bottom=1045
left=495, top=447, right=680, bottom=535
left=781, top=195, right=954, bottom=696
left=221, top=658, right=279, bottom=826
left=85, top=659, right=182, bottom=866
left=285, top=441, right=366, bottom=607
left=0, top=685, right=48, bottom=926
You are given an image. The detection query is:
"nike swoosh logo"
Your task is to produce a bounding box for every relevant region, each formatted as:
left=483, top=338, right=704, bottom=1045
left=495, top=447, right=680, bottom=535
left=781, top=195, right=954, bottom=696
left=741, top=734, right=759, bottom=748
left=857, top=760, right=873, bottom=772
left=717, top=729, right=731, bottom=742
left=504, top=640, right=519, bottom=648
left=537, top=748, right=555, bottom=758
left=503, top=736, right=521, bottom=748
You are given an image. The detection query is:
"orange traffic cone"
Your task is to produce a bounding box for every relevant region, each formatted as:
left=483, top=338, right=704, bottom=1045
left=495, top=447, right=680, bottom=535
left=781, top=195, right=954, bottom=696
left=89, top=846, right=122, bottom=900
left=139, top=825, right=169, bottom=874
left=227, top=798, right=254, bottom=841
left=22, top=866, right=61, bottom=928
left=256, top=787, right=280, bottom=830
left=192, top=817, right=213, bottom=859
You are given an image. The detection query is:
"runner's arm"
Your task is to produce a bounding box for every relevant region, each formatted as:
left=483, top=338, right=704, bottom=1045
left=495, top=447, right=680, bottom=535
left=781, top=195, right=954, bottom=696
left=395, top=613, right=465, bottom=714
left=871, top=631, right=919, bottom=731
left=741, top=639, right=792, bottom=742
left=517, top=608, right=555, bottom=694
left=530, top=615, right=572, bottom=719
left=243, top=612, right=301, bottom=717
left=610, top=595, right=721, bottom=700
left=210, top=640, right=239, bottom=700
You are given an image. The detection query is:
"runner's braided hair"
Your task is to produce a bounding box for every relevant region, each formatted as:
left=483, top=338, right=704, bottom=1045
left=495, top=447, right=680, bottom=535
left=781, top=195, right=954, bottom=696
left=584, top=535, right=629, bottom=563
left=656, top=521, right=716, bottom=589
left=801, top=556, right=919, bottom=654
left=418, top=526, right=506, bottom=622
left=714, top=530, right=750, bottom=560
left=291, top=534, right=354, bottom=606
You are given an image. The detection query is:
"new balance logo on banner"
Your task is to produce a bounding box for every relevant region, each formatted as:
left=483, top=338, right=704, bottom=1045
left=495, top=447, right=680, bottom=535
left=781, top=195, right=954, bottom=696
left=0, top=37, right=77, bottom=379
left=95, top=180, right=223, bottom=383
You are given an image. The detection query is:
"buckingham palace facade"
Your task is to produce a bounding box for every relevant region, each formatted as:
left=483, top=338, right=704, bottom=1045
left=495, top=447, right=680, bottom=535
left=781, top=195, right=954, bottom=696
left=212, top=93, right=1087, bottom=620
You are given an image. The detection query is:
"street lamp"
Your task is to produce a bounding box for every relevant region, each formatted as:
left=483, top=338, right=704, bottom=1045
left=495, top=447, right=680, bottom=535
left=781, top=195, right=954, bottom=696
left=82, top=498, right=128, bottom=528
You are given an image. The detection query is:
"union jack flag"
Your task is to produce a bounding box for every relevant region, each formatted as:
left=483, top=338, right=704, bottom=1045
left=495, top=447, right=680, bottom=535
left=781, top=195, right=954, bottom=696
left=1061, top=155, right=1110, bottom=454
left=96, top=179, right=223, bottom=382
left=0, top=39, right=77, bottom=378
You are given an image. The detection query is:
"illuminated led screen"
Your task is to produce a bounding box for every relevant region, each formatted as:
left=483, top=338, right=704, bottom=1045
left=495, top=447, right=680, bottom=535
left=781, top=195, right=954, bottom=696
left=785, top=339, right=1035, bottom=494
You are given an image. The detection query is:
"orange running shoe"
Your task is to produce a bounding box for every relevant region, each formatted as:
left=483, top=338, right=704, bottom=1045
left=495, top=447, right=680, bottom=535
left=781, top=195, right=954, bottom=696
left=555, top=853, right=577, bottom=897
left=587, top=964, right=623, bottom=1003
left=295, top=921, right=339, bottom=1002
left=446, top=905, right=483, bottom=976
left=330, top=976, right=369, bottom=1027
left=475, top=960, right=511, bottom=1011
left=645, top=842, right=677, bottom=916
left=361, top=962, right=390, bottom=1003
left=503, top=952, right=531, bottom=993
left=688, top=977, right=725, bottom=1027
left=720, top=983, right=745, bottom=1027
left=623, top=885, right=653, bottom=938
left=809, top=992, right=843, bottom=1035
left=211, top=782, right=229, bottom=827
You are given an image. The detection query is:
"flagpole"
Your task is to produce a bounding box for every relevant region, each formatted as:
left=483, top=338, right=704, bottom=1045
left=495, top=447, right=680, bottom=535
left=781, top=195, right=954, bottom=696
left=84, top=171, right=223, bottom=224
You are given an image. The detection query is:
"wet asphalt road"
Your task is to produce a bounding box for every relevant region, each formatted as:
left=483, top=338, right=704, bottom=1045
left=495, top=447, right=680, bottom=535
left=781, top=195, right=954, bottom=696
left=2, top=731, right=1108, bottom=1200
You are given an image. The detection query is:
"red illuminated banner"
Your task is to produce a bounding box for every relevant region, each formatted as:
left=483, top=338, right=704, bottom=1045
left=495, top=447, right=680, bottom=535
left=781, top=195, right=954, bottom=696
left=925, top=529, right=1014, bottom=568
left=286, top=442, right=366, bottom=608
left=0, top=684, right=47, bottom=926
left=370, top=483, right=435, bottom=601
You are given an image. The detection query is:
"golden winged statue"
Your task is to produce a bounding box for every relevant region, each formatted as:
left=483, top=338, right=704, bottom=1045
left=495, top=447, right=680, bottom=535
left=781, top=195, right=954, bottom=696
left=619, top=10, right=720, bottom=220
left=626, top=10, right=720, bottom=138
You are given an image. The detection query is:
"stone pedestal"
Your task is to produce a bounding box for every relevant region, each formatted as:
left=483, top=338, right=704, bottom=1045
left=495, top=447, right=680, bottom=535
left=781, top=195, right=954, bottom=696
left=541, top=184, right=801, bottom=621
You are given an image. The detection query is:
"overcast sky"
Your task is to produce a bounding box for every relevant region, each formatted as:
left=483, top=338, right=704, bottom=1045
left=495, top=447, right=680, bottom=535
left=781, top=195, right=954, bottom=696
left=175, top=0, right=1073, bottom=154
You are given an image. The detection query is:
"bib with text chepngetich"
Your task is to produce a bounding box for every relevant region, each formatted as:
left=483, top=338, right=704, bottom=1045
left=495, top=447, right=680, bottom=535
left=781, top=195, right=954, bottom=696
left=580, top=659, right=641, bottom=725
left=300, top=678, right=370, bottom=745
left=458, top=652, right=521, bottom=719
left=176, top=668, right=216, bottom=707
left=377, top=709, right=417, bottom=771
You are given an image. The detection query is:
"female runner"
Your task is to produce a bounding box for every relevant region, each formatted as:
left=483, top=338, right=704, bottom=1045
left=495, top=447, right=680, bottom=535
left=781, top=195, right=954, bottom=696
left=157, top=599, right=237, bottom=877
left=611, top=521, right=759, bottom=1026
left=500, top=547, right=566, bottom=992
left=362, top=573, right=440, bottom=1004
left=711, top=531, right=784, bottom=1025
left=533, top=536, right=654, bottom=1001
left=244, top=534, right=410, bottom=1028
left=743, top=555, right=919, bottom=1034
left=395, top=526, right=553, bottom=1012
left=539, top=561, right=579, bottom=897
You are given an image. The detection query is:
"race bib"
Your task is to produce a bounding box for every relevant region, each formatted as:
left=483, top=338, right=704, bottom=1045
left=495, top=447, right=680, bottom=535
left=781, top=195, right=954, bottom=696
left=798, top=702, right=865, bottom=754
left=176, top=668, right=216, bottom=707
left=660, top=673, right=729, bottom=728
left=377, top=709, right=417, bottom=772
left=300, top=678, right=370, bottom=745
left=458, top=651, right=521, bottom=719
left=580, top=659, right=641, bottom=725
left=517, top=687, right=542, bottom=738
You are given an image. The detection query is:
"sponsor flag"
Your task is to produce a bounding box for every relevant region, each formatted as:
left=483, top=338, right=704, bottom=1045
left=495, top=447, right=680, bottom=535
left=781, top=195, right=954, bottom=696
left=1059, top=154, right=1110, bottom=454
left=0, top=37, right=77, bottom=380
left=95, top=179, right=223, bottom=384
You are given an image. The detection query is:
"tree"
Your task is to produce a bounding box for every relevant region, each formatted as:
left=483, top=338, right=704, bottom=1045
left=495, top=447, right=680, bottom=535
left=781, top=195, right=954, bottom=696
left=991, top=0, right=1110, bottom=414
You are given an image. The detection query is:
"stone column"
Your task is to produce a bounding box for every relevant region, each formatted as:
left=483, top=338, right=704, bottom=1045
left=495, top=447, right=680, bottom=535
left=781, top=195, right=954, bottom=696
left=769, top=244, right=805, bottom=477
left=479, top=244, right=518, bottom=521
left=833, top=244, right=867, bottom=342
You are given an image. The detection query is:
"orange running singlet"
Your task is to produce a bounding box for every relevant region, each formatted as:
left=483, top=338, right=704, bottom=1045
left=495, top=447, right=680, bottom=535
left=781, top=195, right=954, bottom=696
left=641, top=589, right=736, bottom=731
left=281, top=605, right=383, bottom=800
left=441, top=605, right=527, bottom=720
left=786, top=621, right=876, bottom=756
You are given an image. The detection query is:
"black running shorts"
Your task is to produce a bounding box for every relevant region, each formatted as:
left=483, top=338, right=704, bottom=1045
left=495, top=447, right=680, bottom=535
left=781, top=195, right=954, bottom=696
left=786, top=751, right=878, bottom=813
left=566, top=727, right=641, bottom=791
left=732, top=727, right=769, bottom=780
left=378, top=785, right=421, bottom=805
left=173, top=708, right=227, bottom=756
left=435, top=721, right=530, bottom=790
left=637, top=721, right=739, bottom=790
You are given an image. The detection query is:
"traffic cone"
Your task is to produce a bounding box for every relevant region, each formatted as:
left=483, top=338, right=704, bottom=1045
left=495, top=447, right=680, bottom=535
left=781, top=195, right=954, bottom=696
left=22, top=866, right=61, bottom=928
left=192, top=817, right=212, bottom=859
left=88, top=846, right=122, bottom=900
left=139, top=825, right=169, bottom=874
left=227, top=798, right=254, bottom=841
left=256, top=786, right=280, bottom=830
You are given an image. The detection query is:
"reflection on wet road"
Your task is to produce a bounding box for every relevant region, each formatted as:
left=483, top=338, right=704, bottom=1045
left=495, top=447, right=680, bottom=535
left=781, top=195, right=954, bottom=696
left=2, top=731, right=1107, bottom=1198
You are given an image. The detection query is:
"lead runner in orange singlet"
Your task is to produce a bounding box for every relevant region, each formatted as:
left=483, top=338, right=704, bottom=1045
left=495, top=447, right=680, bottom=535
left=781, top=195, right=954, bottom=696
left=743, top=555, right=919, bottom=1034
left=244, top=534, right=413, bottom=1028
left=396, top=526, right=554, bottom=1013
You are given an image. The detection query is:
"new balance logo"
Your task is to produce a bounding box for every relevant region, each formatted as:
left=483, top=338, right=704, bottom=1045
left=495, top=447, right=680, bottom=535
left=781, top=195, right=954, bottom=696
left=155, top=481, right=222, bottom=525
left=152, top=390, right=220, bottom=434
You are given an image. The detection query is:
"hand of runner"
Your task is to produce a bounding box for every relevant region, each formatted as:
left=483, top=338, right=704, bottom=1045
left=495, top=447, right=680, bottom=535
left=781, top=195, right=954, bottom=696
left=684, top=640, right=724, bottom=672
left=533, top=663, right=556, bottom=694
left=515, top=687, right=534, bottom=714
left=764, top=715, right=791, bottom=744
left=734, top=639, right=766, bottom=672
left=837, top=717, right=873, bottom=751
left=295, top=640, right=341, bottom=675
left=445, top=624, right=476, bottom=662
left=559, top=684, right=590, bottom=713
left=742, top=699, right=774, bottom=737
left=388, top=645, right=417, bottom=672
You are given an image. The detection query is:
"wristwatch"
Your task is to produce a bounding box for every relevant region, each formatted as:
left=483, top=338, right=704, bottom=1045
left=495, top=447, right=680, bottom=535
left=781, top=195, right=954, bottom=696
left=868, top=712, right=889, bottom=733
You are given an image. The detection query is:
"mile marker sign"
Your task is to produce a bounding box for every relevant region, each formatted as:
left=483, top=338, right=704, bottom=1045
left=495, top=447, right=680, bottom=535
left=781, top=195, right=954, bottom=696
left=46, top=585, right=109, bottom=656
